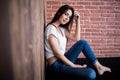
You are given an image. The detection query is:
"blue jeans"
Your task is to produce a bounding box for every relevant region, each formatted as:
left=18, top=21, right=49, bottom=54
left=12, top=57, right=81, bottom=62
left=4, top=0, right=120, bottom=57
left=49, top=40, right=97, bottom=80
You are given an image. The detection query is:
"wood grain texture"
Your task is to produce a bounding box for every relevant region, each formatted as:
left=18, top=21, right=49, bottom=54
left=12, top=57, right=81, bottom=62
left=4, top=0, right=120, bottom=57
left=9, top=0, right=45, bottom=80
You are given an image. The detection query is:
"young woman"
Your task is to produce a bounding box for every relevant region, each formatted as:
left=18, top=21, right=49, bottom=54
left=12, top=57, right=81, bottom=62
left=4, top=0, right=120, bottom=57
left=45, top=4, right=111, bottom=80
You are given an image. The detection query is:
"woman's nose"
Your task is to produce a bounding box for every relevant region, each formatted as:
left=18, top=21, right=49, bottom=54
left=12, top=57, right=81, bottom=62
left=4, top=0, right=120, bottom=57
left=65, top=16, right=69, bottom=20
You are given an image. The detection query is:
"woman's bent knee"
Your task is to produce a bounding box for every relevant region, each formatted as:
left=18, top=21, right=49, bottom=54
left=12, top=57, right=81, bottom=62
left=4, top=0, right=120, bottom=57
left=87, top=69, right=96, bottom=80
left=78, top=39, right=88, bottom=45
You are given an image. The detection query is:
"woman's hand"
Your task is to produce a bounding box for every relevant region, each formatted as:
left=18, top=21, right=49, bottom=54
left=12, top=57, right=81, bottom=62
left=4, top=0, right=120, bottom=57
left=74, top=11, right=80, bottom=21
left=72, top=64, right=87, bottom=68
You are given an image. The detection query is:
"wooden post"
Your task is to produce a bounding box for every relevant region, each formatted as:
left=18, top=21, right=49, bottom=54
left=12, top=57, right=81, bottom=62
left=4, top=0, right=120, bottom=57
left=9, top=0, right=45, bottom=80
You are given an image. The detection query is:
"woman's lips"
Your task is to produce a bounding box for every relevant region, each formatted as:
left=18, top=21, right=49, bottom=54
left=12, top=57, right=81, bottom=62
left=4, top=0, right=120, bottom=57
left=63, top=19, right=67, bottom=23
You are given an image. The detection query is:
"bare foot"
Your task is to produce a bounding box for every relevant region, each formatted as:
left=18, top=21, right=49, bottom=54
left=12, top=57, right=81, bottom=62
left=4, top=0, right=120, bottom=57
left=94, top=61, right=111, bottom=75
left=97, top=65, right=111, bottom=75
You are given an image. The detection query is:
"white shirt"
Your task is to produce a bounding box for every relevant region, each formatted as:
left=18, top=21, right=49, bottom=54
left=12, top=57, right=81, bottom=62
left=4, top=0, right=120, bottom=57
left=44, top=24, right=67, bottom=59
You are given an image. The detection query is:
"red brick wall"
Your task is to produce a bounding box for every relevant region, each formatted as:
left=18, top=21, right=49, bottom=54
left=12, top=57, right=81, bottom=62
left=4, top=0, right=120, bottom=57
left=46, top=0, right=120, bottom=58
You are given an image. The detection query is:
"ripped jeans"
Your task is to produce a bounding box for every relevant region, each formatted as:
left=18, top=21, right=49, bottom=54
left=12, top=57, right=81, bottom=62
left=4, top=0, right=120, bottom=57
left=48, top=40, right=97, bottom=80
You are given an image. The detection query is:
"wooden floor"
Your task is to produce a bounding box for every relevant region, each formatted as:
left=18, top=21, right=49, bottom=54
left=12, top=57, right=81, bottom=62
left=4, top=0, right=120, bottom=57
left=45, top=57, right=120, bottom=80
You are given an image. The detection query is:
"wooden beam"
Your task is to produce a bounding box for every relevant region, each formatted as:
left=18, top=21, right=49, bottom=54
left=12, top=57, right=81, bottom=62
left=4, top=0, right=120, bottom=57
left=9, top=0, right=45, bottom=80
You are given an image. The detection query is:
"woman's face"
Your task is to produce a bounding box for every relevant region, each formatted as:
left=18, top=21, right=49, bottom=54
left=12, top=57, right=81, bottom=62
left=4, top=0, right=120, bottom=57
left=58, top=9, right=72, bottom=25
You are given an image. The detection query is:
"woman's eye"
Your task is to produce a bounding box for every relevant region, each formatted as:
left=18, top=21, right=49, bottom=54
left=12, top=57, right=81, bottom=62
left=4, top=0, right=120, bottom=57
left=64, top=13, right=68, bottom=16
left=64, top=13, right=71, bottom=18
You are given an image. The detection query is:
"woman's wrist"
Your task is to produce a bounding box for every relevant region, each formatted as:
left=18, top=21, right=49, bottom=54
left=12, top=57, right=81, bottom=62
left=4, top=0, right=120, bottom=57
left=71, top=63, right=76, bottom=67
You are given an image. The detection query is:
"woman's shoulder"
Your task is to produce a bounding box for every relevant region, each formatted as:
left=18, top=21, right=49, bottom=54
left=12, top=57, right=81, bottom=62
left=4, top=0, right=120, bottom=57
left=46, top=24, right=56, bottom=30
left=45, top=24, right=57, bottom=33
